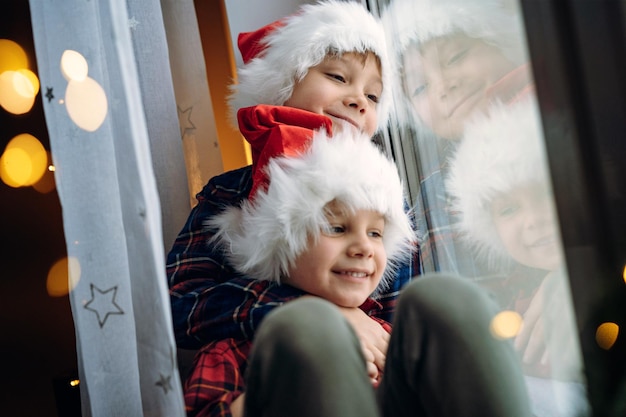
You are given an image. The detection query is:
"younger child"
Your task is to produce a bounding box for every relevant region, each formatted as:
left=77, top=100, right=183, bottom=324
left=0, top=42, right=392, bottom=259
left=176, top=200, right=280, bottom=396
left=446, top=98, right=590, bottom=417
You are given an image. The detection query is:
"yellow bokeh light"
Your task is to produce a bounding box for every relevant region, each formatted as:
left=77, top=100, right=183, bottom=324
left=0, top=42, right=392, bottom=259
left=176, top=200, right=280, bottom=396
left=0, top=70, right=36, bottom=114
left=65, top=76, right=108, bottom=132
left=60, top=50, right=88, bottom=82
left=0, top=133, right=47, bottom=187
left=46, top=256, right=81, bottom=297
left=490, top=310, right=523, bottom=340
left=0, top=39, right=28, bottom=74
left=14, top=69, right=40, bottom=98
left=622, top=265, right=626, bottom=284
left=596, top=322, right=619, bottom=350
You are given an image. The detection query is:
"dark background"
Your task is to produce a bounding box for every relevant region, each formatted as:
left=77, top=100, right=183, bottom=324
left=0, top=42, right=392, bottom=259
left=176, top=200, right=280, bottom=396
left=1, top=1, right=78, bottom=416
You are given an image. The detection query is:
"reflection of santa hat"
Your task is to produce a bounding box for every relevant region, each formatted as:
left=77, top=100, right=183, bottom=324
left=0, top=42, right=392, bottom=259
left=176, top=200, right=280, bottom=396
left=229, top=0, right=392, bottom=131
left=207, top=128, right=415, bottom=294
left=382, top=0, right=526, bottom=63
left=445, top=99, right=550, bottom=267
left=382, top=0, right=528, bottom=127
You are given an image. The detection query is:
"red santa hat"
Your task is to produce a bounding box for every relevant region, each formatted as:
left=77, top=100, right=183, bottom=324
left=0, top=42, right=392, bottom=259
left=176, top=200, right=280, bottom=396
left=445, top=98, right=552, bottom=268
left=381, top=0, right=529, bottom=128
left=206, top=127, right=415, bottom=295
left=229, top=0, right=392, bottom=132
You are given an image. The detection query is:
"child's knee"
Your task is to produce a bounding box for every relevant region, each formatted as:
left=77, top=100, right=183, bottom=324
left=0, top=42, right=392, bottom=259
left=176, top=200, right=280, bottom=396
left=398, top=273, right=497, bottom=326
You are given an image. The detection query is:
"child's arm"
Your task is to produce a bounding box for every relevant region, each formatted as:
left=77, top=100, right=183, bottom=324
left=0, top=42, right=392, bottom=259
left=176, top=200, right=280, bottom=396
left=167, top=167, right=303, bottom=349
left=184, top=339, right=250, bottom=417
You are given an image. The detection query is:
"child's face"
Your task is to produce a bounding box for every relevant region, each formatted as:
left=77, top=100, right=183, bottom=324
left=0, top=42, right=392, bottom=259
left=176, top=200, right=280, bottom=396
left=285, top=203, right=387, bottom=308
left=491, top=182, right=562, bottom=271
left=284, top=52, right=382, bottom=137
left=402, top=33, right=519, bottom=140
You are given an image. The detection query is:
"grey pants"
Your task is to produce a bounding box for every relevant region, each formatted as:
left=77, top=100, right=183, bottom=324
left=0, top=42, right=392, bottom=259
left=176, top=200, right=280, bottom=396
left=244, top=273, right=533, bottom=417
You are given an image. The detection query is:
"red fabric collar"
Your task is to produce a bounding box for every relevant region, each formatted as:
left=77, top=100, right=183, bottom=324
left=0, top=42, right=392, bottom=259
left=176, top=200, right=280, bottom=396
left=237, top=105, right=333, bottom=200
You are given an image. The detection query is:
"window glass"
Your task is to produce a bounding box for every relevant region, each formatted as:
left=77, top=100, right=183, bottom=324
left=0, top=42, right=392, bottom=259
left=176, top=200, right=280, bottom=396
left=380, top=1, right=591, bottom=415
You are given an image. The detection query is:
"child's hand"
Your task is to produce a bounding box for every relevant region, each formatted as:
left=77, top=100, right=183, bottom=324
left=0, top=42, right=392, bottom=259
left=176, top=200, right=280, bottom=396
left=337, top=306, right=389, bottom=378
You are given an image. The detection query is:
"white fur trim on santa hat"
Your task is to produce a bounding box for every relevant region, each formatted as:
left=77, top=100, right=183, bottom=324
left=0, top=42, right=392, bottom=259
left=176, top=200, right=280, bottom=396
left=382, top=0, right=528, bottom=129
left=207, top=128, right=415, bottom=296
left=229, top=0, right=392, bottom=132
left=445, top=98, right=551, bottom=268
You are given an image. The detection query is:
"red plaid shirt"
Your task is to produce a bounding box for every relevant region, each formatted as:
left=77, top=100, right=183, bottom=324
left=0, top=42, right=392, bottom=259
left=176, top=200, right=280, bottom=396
left=183, top=296, right=392, bottom=417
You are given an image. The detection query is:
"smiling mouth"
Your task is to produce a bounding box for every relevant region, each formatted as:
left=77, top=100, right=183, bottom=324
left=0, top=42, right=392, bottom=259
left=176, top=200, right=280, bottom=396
left=335, top=270, right=370, bottom=278
left=528, top=236, right=557, bottom=249
left=447, top=89, right=482, bottom=118
left=327, top=113, right=359, bottom=130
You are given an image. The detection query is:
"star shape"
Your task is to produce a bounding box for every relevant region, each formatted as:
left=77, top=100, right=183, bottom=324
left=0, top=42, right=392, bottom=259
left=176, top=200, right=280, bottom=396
left=128, top=17, right=140, bottom=30
left=156, top=373, right=172, bottom=394
left=83, top=283, right=124, bottom=328
left=177, top=105, right=196, bottom=138
left=45, top=87, right=54, bottom=103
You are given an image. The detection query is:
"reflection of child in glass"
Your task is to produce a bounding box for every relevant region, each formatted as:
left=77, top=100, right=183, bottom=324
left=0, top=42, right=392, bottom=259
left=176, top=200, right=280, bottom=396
left=383, top=0, right=532, bottom=141
left=185, top=127, right=532, bottom=417
left=167, top=0, right=415, bottom=377
left=446, top=99, right=590, bottom=417
left=382, top=0, right=534, bottom=276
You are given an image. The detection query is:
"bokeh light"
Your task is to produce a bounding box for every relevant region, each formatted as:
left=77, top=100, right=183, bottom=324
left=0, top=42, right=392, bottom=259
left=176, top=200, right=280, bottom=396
left=490, top=310, right=523, bottom=339
left=65, top=76, right=108, bottom=132
left=0, top=70, right=38, bottom=114
left=0, top=133, right=47, bottom=187
left=0, top=39, right=28, bottom=74
left=595, top=322, right=619, bottom=350
left=60, top=50, right=88, bottom=82
left=46, top=256, right=81, bottom=297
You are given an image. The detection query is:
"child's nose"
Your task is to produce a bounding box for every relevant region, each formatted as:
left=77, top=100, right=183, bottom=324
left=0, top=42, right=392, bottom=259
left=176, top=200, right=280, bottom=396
left=344, top=91, right=368, bottom=112
left=347, top=234, right=374, bottom=257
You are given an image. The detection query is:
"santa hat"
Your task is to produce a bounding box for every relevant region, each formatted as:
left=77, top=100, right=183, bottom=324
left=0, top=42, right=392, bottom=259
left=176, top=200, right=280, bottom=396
left=445, top=98, right=551, bottom=268
left=381, top=0, right=528, bottom=127
left=229, top=0, right=392, bottom=132
left=207, top=128, right=415, bottom=295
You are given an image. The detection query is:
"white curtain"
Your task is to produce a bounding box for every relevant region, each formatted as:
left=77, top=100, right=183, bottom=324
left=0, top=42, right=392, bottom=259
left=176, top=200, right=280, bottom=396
left=28, top=0, right=204, bottom=415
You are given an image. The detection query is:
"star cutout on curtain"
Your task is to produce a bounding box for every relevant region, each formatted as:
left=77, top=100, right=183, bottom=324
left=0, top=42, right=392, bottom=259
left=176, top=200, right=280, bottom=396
left=128, top=17, right=140, bottom=30
left=177, top=105, right=196, bottom=138
left=83, top=283, right=124, bottom=328
left=45, top=87, right=54, bottom=103
left=156, top=373, right=173, bottom=394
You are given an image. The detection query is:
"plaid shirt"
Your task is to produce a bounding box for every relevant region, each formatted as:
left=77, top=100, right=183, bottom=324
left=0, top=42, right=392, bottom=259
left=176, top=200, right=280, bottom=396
left=183, top=297, right=392, bottom=417
left=167, top=165, right=420, bottom=349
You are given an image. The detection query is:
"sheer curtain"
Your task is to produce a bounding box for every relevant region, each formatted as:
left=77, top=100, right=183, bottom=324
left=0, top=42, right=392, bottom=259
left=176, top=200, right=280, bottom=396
left=27, top=0, right=215, bottom=414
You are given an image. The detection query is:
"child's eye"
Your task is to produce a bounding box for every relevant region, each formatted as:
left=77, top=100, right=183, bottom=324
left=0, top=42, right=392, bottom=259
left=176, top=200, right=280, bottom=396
left=497, top=204, right=519, bottom=218
left=411, top=84, right=427, bottom=97
left=367, top=94, right=379, bottom=103
left=447, top=49, right=468, bottom=66
left=368, top=230, right=383, bottom=239
left=327, top=73, right=346, bottom=82
left=325, top=225, right=345, bottom=235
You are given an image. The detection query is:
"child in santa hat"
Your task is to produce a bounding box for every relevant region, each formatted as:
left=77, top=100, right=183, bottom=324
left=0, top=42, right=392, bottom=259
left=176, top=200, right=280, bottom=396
left=185, top=126, right=532, bottom=417
left=381, top=0, right=535, bottom=278
left=446, top=98, right=590, bottom=417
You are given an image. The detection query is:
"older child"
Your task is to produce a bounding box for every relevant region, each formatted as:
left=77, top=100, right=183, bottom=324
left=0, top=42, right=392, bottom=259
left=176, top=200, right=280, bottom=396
left=167, top=0, right=409, bottom=371
left=446, top=98, right=590, bottom=417
left=381, top=0, right=533, bottom=276
left=185, top=126, right=531, bottom=417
